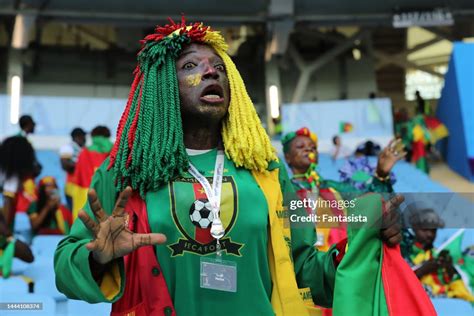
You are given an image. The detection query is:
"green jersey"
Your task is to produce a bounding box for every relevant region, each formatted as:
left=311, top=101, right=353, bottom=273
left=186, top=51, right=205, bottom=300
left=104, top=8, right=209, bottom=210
left=55, top=150, right=338, bottom=314
left=146, top=149, right=273, bottom=315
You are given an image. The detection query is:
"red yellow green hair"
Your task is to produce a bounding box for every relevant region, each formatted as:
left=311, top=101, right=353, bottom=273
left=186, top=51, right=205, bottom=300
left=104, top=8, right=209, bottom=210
left=108, top=17, right=276, bottom=196
left=39, top=176, right=57, bottom=188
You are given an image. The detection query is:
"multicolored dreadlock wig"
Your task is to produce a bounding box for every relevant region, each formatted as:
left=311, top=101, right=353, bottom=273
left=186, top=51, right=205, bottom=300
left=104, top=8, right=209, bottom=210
left=281, top=127, right=318, bottom=154
left=108, top=17, right=276, bottom=196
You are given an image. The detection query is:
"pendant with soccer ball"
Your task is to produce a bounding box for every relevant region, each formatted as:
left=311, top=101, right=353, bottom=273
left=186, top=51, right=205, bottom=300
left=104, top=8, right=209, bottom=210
left=190, top=198, right=216, bottom=229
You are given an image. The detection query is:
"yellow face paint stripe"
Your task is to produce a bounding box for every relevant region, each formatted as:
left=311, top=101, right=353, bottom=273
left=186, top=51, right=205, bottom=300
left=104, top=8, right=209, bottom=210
left=185, top=74, right=201, bottom=87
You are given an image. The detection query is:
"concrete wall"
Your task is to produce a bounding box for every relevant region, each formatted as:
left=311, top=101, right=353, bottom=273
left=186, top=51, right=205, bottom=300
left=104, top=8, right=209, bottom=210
left=279, top=56, right=378, bottom=103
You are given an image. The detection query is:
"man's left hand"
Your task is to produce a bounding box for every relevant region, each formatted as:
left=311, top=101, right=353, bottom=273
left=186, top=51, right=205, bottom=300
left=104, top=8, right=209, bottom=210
left=380, top=195, right=404, bottom=247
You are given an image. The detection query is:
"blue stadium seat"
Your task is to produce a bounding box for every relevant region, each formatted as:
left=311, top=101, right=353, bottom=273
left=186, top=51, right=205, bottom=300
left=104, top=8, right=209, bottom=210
left=0, top=276, right=30, bottom=294
left=432, top=298, right=473, bottom=316
left=23, top=261, right=67, bottom=302
left=11, top=258, right=32, bottom=275
left=67, top=299, right=111, bottom=316
left=0, top=293, right=56, bottom=316
left=13, top=212, right=33, bottom=244
left=31, top=235, right=66, bottom=260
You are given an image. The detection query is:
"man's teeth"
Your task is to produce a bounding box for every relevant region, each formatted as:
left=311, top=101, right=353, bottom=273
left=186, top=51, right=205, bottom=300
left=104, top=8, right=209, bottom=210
left=204, top=94, right=221, bottom=99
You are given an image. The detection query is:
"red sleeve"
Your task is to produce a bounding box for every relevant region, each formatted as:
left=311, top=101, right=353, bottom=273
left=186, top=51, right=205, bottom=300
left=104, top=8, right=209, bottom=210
left=60, top=205, right=73, bottom=226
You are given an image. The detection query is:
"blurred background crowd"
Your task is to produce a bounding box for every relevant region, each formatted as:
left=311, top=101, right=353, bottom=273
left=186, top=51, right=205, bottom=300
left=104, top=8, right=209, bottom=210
left=0, top=0, right=473, bottom=315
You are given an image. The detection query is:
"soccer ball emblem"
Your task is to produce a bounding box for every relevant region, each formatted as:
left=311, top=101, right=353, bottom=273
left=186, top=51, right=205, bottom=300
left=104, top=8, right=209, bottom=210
left=190, top=199, right=215, bottom=229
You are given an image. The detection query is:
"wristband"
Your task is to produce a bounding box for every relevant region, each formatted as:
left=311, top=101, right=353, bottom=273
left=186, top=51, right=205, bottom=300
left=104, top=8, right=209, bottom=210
left=374, top=171, right=390, bottom=182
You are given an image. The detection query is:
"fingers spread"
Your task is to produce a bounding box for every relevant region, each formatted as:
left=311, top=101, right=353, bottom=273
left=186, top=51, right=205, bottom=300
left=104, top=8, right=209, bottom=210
left=88, top=189, right=107, bottom=222
left=85, top=240, right=97, bottom=252
left=78, top=210, right=99, bottom=235
left=112, top=186, right=132, bottom=217
left=133, top=233, right=167, bottom=249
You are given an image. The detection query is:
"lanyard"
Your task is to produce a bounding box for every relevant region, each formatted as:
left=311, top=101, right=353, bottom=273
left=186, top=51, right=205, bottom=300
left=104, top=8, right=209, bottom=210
left=188, top=150, right=226, bottom=243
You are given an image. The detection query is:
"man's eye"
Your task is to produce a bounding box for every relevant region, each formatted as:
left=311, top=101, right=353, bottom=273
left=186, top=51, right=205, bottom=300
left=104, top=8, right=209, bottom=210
left=183, top=62, right=196, bottom=70
left=215, top=64, right=225, bottom=71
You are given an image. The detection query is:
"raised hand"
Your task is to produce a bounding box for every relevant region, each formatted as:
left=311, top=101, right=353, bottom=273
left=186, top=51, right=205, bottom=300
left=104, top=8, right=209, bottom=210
left=46, top=196, right=60, bottom=211
left=78, top=187, right=166, bottom=265
left=376, top=139, right=407, bottom=177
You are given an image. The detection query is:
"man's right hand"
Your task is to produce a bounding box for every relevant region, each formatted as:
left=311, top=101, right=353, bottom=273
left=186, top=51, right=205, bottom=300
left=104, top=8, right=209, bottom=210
left=78, top=187, right=167, bottom=265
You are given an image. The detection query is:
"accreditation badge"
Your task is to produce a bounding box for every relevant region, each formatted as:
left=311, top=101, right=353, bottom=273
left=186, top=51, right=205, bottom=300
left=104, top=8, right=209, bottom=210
left=200, top=257, right=237, bottom=292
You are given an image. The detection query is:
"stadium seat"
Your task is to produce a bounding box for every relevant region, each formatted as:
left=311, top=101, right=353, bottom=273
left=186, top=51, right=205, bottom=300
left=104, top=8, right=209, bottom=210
left=23, top=261, right=67, bottom=302
left=67, top=299, right=111, bottom=315
left=13, top=212, right=33, bottom=244
left=0, top=276, right=30, bottom=294
left=31, top=235, right=65, bottom=260
left=432, top=298, right=473, bottom=316
left=0, top=293, right=56, bottom=316
left=11, top=258, right=32, bottom=275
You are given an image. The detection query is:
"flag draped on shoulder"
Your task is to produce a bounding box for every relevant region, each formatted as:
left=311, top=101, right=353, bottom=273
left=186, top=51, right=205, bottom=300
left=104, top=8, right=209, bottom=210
left=332, top=194, right=437, bottom=316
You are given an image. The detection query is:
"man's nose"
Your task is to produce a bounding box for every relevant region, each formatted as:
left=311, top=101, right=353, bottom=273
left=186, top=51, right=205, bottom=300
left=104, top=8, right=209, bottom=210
left=201, top=61, right=219, bottom=80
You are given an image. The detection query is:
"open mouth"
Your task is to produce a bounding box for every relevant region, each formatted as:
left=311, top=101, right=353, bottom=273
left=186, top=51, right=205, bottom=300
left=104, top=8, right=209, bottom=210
left=200, top=84, right=224, bottom=104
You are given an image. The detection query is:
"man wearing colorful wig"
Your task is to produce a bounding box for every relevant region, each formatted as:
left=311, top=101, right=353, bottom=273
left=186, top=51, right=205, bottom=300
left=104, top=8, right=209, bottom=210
left=54, top=18, right=432, bottom=316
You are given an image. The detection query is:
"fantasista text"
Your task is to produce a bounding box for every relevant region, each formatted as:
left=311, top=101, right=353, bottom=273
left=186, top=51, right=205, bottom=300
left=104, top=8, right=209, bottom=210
left=289, top=213, right=368, bottom=224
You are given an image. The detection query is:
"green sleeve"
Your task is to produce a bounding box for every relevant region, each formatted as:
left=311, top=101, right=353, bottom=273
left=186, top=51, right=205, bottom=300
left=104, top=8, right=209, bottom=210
left=273, top=161, right=338, bottom=308
left=27, top=201, right=37, bottom=215
left=322, top=179, right=361, bottom=195
left=54, top=159, right=125, bottom=303
left=367, top=177, right=393, bottom=193
left=323, top=178, right=393, bottom=198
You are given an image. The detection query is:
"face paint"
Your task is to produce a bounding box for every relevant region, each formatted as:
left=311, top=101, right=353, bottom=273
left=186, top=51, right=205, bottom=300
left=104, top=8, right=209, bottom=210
left=185, top=74, right=202, bottom=87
